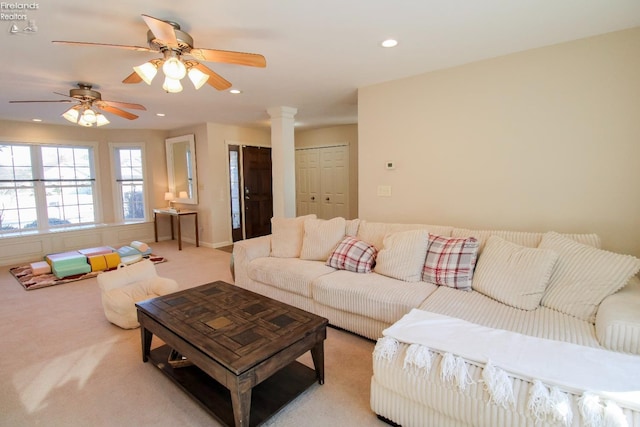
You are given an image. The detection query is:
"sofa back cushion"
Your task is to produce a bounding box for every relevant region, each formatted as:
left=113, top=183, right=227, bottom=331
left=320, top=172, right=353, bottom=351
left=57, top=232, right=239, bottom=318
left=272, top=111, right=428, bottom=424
left=300, top=217, right=347, bottom=261
left=452, top=228, right=601, bottom=255
left=422, top=234, right=479, bottom=291
left=270, top=214, right=316, bottom=258
left=539, top=232, right=640, bottom=322
left=374, top=229, right=430, bottom=282
left=472, top=236, right=559, bottom=310
left=357, top=220, right=453, bottom=251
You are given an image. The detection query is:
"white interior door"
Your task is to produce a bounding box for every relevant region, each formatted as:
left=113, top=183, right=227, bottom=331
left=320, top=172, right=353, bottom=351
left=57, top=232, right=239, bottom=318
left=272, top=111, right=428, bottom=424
left=295, top=149, right=320, bottom=216
left=296, top=145, right=348, bottom=219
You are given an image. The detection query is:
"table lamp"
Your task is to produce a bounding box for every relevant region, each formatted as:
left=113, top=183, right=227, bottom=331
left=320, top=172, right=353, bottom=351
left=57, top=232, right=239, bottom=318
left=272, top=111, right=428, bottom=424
left=164, top=192, right=175, bottom=209
left=179, top=191, right=188, bottom=199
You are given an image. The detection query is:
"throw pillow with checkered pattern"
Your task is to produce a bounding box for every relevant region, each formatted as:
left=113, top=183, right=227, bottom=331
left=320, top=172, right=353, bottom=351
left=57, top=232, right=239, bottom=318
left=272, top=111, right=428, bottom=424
left=422, top=234, right=479, bottom=290
left=326, top=236, right=378, bottom=273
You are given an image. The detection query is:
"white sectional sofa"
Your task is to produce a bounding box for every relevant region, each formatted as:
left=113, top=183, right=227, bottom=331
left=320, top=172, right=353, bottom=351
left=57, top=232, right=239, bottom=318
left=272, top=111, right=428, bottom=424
left=232, top=215, right=640, bottom=427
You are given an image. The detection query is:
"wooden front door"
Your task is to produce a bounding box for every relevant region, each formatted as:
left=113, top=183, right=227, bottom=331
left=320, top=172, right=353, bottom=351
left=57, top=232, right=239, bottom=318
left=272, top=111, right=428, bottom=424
left=242, top=146, right=273, bottom=238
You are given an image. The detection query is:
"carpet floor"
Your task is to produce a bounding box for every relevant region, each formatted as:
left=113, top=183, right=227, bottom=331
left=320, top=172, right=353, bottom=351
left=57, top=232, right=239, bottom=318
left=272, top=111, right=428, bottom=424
left=0, top=240, right=386, bottom=426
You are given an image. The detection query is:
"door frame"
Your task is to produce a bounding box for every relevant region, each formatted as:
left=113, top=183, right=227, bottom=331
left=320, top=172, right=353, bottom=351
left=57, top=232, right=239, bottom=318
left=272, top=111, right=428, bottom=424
left=226, top=140, right=272, bottom=242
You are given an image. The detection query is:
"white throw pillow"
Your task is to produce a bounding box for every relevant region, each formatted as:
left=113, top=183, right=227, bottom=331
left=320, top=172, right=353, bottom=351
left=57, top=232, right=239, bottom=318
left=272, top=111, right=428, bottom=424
left=300, top=217, right=347, bottom=261
left=270, top=214, right=316, bottom=258
left=539, top=232, right=640, bottom=322
left=472, top=236, right=559, bottom=310
left=374, top=229, right=430, bottom=282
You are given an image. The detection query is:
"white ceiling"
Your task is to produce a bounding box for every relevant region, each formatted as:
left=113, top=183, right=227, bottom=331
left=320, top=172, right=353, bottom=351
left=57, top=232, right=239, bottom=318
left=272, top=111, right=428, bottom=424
left=1, top=0, right=639, bottom=131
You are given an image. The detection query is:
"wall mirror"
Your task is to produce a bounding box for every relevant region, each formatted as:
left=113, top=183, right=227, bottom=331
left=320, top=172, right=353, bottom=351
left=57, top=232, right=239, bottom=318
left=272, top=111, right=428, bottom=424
left=166, top=134, right=198, bottom=205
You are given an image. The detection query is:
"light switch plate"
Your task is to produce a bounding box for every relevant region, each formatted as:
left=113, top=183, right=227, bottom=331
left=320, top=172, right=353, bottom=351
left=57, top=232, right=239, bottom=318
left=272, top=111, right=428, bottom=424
left=377, top=185, right=392, bottom=197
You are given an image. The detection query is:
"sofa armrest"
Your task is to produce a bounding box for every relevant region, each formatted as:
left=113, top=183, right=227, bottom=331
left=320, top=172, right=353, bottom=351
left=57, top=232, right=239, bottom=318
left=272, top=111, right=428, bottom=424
left=595, top=276, right=640, bottom=355
left=232, top=235, right=271, bottom=285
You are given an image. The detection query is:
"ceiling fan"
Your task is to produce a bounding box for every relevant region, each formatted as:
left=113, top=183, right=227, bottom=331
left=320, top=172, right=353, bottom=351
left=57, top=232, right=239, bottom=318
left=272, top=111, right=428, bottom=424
left=9, top=83, right=146, bottom=126
left=52, top=14, right=267, bottom=93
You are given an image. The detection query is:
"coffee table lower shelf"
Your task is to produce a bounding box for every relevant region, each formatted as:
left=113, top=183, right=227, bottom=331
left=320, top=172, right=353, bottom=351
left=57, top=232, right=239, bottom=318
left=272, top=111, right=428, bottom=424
left=148, top=345, right=318, bottom=427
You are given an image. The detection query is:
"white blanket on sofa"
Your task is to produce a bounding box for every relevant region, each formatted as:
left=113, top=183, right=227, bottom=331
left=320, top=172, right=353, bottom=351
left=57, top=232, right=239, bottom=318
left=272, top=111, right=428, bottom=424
left=382, top=309, right=640, bottom=411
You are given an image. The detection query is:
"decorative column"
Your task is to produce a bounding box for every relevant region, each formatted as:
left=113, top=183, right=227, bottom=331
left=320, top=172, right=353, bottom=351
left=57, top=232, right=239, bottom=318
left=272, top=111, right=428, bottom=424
left=267, top=106, right=298, bottom=218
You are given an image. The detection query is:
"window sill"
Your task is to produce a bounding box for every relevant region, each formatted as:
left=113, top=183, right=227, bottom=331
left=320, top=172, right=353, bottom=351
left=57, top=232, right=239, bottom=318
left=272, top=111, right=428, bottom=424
left=0, top=220, right=150, bottom=239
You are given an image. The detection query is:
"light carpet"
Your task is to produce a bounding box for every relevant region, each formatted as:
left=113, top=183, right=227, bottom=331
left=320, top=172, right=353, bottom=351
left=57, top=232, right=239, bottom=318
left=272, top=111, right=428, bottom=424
left=0, top=240, right=385, bottom=426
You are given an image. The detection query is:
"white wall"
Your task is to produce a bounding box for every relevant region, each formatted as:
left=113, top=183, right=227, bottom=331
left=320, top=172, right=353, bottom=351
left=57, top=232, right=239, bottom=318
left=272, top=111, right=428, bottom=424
left=358, top=27, right=640, bottom=256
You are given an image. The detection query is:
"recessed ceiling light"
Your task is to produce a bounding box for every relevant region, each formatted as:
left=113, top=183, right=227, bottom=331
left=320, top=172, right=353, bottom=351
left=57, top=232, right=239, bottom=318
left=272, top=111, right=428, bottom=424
left=156, top=113, right=165, bottom=117
left=32, top=118, right=42, bottom=122
left=381, top=39, right=398, bottom=48
left=229, top=89, right=242, bottom=94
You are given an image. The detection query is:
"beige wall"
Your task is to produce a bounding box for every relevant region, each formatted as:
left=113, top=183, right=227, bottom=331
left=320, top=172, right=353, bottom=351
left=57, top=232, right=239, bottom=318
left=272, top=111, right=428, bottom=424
left=358, top=27, right=640, bottom=257
left=295, top=124, right=359, bottom=219
left=168, top=123, right=271, bottom=247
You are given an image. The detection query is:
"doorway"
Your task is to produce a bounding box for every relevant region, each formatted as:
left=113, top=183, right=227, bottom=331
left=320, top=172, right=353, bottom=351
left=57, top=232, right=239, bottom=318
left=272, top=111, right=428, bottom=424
left=228, top=144, right=273, bottom=241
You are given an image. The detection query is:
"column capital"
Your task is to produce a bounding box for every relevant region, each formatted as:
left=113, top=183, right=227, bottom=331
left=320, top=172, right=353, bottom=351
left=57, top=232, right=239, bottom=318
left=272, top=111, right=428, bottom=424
left=267, top=106, right=298, bottom=119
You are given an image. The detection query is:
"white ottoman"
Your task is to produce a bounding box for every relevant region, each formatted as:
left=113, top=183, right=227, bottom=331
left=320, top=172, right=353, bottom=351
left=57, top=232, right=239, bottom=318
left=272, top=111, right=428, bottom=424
left=97, top=259, right=179, bottom=329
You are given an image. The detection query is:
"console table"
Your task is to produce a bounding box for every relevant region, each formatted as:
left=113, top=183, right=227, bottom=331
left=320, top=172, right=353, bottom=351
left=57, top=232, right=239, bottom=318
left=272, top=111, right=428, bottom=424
left=153, top=209, right=199, bottom=251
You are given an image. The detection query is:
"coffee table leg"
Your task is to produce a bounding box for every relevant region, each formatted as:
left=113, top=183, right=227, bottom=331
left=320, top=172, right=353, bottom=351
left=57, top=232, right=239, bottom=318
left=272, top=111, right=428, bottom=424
left=311, top=340, right=325, bottom=385
left=141, top=327, right=152, bottom=363
left=230, top=385, right=252, bottom=427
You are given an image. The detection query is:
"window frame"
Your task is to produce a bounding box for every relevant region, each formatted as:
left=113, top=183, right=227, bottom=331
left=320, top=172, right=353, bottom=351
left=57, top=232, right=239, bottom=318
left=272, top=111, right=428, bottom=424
left=109, top=142, right=149, bottom=223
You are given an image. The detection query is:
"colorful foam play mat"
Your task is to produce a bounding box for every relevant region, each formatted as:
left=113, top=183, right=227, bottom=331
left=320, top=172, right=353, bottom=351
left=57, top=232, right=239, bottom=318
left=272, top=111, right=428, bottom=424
left=9, top=242, right=166, bottom=291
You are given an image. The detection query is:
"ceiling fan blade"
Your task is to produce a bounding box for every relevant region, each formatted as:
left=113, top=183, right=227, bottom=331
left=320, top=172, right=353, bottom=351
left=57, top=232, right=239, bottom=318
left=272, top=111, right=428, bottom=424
left=10, top=100, right=73, bottom=103
left=100, top=100, right=146, bottom=111
left=122, top=71, right=143, bottom=84
left=96, top=104, right=138, bottom=120
left=141, top=14, right=179, bottom=48
left=52, top=40, right=152, bottom=52
left=189, top=48, right=267, bottom=68
left=194, top=63, right=232, bottom=90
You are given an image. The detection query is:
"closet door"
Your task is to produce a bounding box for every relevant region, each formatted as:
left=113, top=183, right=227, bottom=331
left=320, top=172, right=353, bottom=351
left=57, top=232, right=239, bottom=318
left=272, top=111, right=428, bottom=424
left=295, top=149, right=320, bottom=216
left=319, top=146, right=348, bottom=219
left=296, top=145, right=348, bottom=219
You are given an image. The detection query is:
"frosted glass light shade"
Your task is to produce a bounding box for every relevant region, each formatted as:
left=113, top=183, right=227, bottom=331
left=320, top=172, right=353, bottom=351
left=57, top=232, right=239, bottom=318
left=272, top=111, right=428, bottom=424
left=96, top=114, right=110, bottom=127
left=133, top=61, right=158, bottom=85
left=162, top=57, right=187, bottom=80
left=162, top=76, right=183, bottom=93
left=62, top=107, right=79, bottom=123
left=188, top=67, right=209, bottom=90
left=82, top=108, right=97, bottom=124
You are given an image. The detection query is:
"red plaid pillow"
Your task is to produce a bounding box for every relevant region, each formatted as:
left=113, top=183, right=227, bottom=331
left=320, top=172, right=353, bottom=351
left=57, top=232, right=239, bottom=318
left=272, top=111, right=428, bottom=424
left=326, top=236, right=378, bottom=273
left=422, top=234, right=479, bottom=290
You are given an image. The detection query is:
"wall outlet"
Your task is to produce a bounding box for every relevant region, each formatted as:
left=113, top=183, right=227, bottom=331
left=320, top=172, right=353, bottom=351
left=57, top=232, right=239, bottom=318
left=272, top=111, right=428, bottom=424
left=377, top=185, right=392, bottom=197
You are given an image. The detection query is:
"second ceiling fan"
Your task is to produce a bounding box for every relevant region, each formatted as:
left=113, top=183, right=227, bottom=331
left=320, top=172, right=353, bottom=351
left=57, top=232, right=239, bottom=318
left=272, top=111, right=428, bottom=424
left=53, top=14, right=267, bottom=93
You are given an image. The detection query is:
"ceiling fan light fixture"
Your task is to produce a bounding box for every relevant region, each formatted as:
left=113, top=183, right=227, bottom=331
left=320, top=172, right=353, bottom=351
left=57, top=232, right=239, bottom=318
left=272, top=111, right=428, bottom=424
left=162, top=55, right=187, bottom=80
left=82, top=108, right=97, bottom=124
left=77, top=116, right=93, bottom=127
left=62, top=107, right=79, bottom=124
left=96, top=113, right=110, bottom=127
left=187, top=67, right=209, bottom=90
left=162, top=76, right=183, bottom=93
left=133, top=61, right=158, bottom=85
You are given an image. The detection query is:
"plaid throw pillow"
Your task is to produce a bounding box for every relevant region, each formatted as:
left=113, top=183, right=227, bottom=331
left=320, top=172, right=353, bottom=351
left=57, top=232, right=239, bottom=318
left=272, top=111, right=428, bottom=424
left=422, top=234, right=479, bottom=290
left=326, top=236, right=378, bottom=273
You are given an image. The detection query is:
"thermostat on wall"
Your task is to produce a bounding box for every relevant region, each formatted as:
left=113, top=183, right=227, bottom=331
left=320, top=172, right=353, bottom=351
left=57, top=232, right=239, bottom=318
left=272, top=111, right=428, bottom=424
left=385, top=161, right=395, bottom=170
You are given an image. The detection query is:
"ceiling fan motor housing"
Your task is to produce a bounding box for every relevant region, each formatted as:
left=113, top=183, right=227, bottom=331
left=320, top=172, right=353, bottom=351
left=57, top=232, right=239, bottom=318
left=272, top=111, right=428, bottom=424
left=70, top=83, right=101, bottom=102
left=146, top=20, right=194, bottom=53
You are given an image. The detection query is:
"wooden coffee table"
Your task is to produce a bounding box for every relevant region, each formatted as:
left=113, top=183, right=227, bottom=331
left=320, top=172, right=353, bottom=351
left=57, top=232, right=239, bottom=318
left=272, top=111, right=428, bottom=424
left=136, top=281, right=328, bottom=427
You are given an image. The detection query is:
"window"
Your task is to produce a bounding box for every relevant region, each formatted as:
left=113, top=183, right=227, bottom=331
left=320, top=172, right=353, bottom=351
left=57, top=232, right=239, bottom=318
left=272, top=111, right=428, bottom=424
left=112, top=144, right=146, bottom=221
left=0, top=143, right=97, bottom=233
